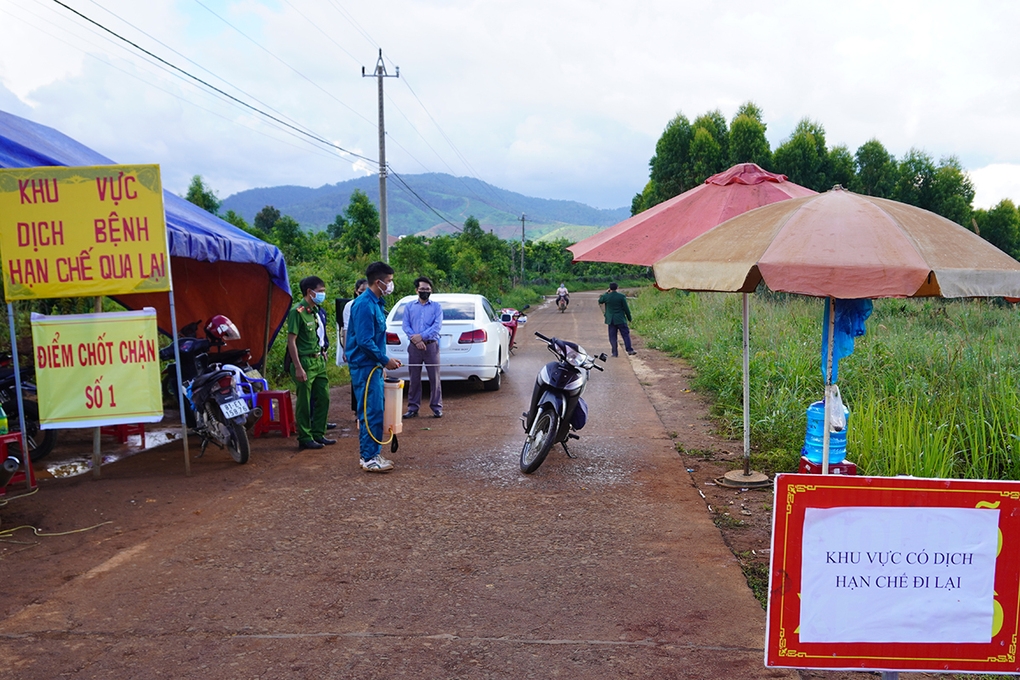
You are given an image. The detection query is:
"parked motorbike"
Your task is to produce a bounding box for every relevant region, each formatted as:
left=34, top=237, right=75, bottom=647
left=161, top=316, right=259, bottom=403
left=556, top=294, right=569, bottom=313
left=159, top=316, right=259, bottom=464
left=499, top=305, right=529, bottom=352
left=519, top=332, right=606, bottom=473
left=0, top=352, right=57, bottom=462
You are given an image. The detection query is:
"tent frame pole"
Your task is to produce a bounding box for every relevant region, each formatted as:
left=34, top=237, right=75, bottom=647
left=168, top=289, right=191, bottom=475
left=6, top=302, right=31, bottom=490
left=92, top=297, right=103, bottom=478
left=262, top=278, right=272, bottom=371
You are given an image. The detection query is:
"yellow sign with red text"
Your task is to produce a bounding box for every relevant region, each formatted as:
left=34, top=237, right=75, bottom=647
left=0, top=164, right=169, bottom=300
left=31, top=309, right=163, bottom=428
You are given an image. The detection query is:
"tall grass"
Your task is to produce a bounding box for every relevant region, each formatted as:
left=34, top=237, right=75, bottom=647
left=632, top=288, right=1020, bottom=479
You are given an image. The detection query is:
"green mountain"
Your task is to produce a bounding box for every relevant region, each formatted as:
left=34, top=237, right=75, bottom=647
left=220, top=172, right=629, bottom=238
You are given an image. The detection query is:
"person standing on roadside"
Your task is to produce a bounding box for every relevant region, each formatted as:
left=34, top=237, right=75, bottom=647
left=341, top=278, right=369, bottom=415
left=346, top=262, right=401, bottom=473
left=598, top=282, right=636, bottom=357
left=287, top=276, right=335, bottom=450
left=402, top=276, right=443, bottom=419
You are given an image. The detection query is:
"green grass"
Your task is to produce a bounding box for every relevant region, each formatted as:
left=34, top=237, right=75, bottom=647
left=631, top=288, right=1020, bottom=479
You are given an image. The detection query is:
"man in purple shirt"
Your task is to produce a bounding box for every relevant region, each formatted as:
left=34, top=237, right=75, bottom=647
left=402, top=276, right=443, bottom=418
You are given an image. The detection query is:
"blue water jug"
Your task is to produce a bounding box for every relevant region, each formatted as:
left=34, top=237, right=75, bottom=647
left=802, top=400, right=849, bottom=464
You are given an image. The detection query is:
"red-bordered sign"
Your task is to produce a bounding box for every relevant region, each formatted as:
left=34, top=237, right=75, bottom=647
left=766, top=474, right=1020, bottom=673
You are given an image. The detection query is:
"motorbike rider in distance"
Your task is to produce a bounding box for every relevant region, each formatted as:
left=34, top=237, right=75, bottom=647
left=556, top=283, right=569, bottom=311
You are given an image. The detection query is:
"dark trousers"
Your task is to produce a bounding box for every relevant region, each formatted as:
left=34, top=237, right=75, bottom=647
left=406, top=341, right=442, bottom=414
left=608, top=323, right=633, bottom=355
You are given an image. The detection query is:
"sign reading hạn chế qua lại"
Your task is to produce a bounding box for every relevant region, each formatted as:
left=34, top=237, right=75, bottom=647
left=0, top=164, right=169, bottom=300
left=766, top=473, right=1020, bottom=674
left=30, top=309, right=163, bottom=429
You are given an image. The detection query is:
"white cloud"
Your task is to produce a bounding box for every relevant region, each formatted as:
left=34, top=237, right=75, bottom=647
left=970, top=164, right=1020, bottom=210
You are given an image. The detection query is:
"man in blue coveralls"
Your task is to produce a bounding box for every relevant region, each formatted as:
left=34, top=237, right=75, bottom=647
left=346, top=261, right=402, bottom=472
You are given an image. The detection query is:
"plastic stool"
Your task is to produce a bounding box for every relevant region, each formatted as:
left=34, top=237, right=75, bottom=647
left=100, top=423, right=146, bottom=446
left=253, top=390, right=296, bottom=438
left=0, top=431, right=36, bottom=494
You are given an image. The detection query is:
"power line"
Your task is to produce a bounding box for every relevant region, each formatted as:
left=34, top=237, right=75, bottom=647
left=398, top=74, right=522, bottom=218
left=49, top=0, right=378, bottom=166
left=81, top=0, right=321, bottom=141
left=2, top=6, right=347, bottom=167
left=191, top=0, right=376, bottom=130
left=324, top=0, right=380, bottom=51
left=45, top=0, right=491, bottom=233
left=388, top=168, right=461, bottom=231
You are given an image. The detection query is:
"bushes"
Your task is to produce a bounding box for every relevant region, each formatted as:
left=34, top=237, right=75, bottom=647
left=631, top=288, right=1020, bottom=479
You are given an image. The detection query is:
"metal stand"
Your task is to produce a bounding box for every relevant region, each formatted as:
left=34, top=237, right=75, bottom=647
left=720, top=293, right=768, bottom=488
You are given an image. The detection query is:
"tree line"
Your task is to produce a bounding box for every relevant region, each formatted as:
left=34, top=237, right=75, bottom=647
left=631, top=103, right=1020, bottom=260
left=184, top=176, right=648, bottom=306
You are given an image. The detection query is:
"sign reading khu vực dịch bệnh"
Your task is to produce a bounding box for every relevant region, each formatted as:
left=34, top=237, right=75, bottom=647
left=0, top=164, right=170, bottom=300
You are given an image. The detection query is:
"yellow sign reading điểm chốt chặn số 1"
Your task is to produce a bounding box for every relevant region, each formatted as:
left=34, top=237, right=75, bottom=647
left=30, top=308, right=163, bottom=429
left=0, top=164, right=170, bottom=301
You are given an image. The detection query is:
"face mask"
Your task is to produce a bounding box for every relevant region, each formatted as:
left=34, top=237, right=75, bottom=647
left=418, top=291, right=431, bottom=301
left=383, top=280, right=394, bottom=296
left=312, top=291, right=326, bottom=305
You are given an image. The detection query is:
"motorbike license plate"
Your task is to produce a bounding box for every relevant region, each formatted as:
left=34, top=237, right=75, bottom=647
left=220, top=398, right=249, bottom=419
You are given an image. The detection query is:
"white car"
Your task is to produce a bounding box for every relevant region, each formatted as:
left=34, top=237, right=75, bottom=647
left=385, top=293, right=511, bottom=391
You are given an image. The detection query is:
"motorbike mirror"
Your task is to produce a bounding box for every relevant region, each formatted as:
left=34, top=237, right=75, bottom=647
left=522, top=304, right=530, bottom=310
left=598, top=353, right=608, bottom=361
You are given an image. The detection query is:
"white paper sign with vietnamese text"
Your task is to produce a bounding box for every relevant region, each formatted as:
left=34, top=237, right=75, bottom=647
left=800, top=506, right=998, bottom=643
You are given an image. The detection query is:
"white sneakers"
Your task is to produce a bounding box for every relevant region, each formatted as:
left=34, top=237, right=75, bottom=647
left=360, top=455, right=394, bottom=473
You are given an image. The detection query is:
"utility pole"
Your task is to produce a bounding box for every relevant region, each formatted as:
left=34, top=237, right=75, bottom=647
left=362, top=49, right=399, bottom=262
left=519, top=213, right=527, bottom=284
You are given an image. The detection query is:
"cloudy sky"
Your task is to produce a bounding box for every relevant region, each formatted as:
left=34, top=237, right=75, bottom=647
left=2, top=0, right=1019, bottom=213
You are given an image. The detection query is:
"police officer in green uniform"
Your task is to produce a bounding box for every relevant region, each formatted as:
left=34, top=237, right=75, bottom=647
left=287, top=276, right=335, bottom=450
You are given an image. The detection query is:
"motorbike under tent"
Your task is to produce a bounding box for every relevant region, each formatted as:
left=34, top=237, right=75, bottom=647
left=0, top=109, right=292, bottom=371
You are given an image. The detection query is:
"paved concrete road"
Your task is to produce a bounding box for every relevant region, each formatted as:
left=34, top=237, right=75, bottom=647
left=0, top=291, right=793, bottom=679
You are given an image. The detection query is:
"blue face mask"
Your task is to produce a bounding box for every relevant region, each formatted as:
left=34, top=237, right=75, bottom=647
left=312, top=291, right=326, bottom=305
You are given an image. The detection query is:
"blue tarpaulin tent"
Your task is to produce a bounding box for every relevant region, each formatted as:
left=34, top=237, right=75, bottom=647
left=0, top=110, right=291, bottom=367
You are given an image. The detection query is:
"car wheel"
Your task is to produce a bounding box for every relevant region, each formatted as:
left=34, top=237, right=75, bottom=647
left=483, top=350, right=502, bottom=391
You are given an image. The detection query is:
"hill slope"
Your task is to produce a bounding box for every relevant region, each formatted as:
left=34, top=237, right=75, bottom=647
left=221, top=173, right=629, bottom=238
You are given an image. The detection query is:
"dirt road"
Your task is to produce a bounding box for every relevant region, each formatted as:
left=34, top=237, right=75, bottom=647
left=0, top=291, right=793, bottom=679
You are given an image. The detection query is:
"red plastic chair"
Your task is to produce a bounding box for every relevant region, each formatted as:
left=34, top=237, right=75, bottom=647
left=253, top=390, right=296, bottom=438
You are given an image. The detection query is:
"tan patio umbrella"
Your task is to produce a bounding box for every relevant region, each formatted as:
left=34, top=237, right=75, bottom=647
left=654, top=187, right=1020, bottom=472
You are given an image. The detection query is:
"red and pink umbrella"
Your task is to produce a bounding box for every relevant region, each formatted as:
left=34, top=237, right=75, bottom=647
left=568, top=163, right=816, bottom=266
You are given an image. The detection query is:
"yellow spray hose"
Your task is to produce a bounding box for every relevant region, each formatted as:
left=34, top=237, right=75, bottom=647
left=362, top=365, right=394, bottom=445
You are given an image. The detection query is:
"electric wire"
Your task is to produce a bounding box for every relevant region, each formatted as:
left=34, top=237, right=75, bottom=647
left=4, top=5, right=347, bottom=167
left=45, top=0, right=510, bottom=232
left=82, top=0, right=323, bottom=141
left=49, top=0, right=378, bottom=165
left=398, top=74, right=523, bottom=218
left=324, top=0, right=380, bottom=51
left=279, top=0, right=364, bottom=68
left=313, top=0, right=524, bottom=220
left=388, top=168, right=462, bottom=231
left=0, top=520, right=113, bottom=539
left=191, top=0, right=376, bottom=129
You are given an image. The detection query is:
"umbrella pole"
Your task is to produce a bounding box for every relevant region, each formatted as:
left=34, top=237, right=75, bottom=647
left=822, top=297, right=836, bottom=475
left=742, top=292, right=750, bottom=475
left=720, top=293, right=768, bottom=488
